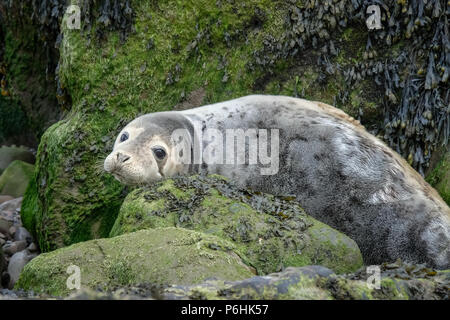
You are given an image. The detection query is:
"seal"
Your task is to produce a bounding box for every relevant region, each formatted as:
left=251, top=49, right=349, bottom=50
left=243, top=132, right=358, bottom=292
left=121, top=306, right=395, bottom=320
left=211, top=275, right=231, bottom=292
left=104, top=95, right=450, bottom=269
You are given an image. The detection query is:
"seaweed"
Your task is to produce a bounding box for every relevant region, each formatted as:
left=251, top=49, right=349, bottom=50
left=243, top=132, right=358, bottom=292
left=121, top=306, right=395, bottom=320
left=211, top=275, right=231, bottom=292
left=247, top=0, right=449, bottom=175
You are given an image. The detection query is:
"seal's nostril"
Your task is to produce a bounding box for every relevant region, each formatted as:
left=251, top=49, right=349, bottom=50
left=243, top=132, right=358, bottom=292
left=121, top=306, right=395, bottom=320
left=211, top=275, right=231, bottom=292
left=117, top=152, right=130, bottom=163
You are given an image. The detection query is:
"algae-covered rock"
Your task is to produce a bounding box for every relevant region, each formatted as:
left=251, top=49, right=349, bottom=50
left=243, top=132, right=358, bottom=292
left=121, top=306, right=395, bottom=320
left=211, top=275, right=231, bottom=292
left=0, top=146, right=35, bottom=174
left=427, top=150, right=450, bottom=206
left=111, top=175, right=363, bottom=275
left=20, top=0, right=397, bottom=253
left=0, top=160, right=34, bottom=197
left=15, top=227, right=254, bottom=296
left=162, top=264, right=450, bottom=300
left=65, top=262, right=450, bottom=300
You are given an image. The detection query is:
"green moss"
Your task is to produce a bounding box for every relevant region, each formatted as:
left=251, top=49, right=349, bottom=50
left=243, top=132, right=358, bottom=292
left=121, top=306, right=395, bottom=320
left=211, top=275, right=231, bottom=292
left=0, top=160, right=34, bottom=197
left=426, top=151, right=450, bottom=205
left=111, top=175, right=363, bottom=275
left=21, top=176, right=39, bottom=235
left=16, top=227, right=254, bottom=296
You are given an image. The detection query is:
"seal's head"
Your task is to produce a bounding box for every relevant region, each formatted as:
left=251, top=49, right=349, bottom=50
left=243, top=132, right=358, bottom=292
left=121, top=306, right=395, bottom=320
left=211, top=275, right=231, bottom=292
left=104, top=112, right=193, bottom=185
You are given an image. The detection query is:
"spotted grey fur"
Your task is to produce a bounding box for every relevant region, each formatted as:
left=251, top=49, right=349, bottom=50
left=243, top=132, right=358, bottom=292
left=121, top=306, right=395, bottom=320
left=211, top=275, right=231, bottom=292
left=105, top=95, right=450, bottom=269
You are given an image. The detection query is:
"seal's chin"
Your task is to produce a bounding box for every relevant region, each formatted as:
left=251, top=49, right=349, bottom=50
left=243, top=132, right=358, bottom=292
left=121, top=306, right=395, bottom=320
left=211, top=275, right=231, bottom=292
left=110, top=170, right=144, bottom=185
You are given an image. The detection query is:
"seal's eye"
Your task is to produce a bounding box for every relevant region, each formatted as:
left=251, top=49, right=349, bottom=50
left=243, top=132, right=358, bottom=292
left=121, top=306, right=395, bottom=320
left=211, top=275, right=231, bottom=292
left=120, top=132, right=129, bottom=143
left=152, top=146, right=166, bottom=160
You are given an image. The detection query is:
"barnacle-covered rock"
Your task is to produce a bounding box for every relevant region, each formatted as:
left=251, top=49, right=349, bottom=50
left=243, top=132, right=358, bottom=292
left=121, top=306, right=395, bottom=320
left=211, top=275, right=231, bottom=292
left=111, top=175, right=363, bottom=275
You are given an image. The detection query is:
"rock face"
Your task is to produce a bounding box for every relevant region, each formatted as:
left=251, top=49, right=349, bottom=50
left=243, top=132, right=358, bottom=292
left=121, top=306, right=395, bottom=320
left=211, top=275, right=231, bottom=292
left=0, top=161, right=34, bottom=198
left=111, top=175, right=363, bottom=275
left=22, top=0, right=439, bottom=253
left=16, top=227, right=255, bottom=296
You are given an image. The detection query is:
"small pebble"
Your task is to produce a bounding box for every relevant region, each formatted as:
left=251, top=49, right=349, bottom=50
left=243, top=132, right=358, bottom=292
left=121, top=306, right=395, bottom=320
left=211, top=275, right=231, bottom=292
left=0, top=218, right=12, bottom=235
left=27, top=243, right=38, bottom=253
left=8, top=226, right=16, bottom=237
left=14, top=227, right=32, bottom=244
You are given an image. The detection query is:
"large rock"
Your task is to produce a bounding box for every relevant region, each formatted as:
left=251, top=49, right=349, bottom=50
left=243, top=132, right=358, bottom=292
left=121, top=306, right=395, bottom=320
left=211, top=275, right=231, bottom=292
left=0, top=146, right=34, bottom=175
left=0, top=160, right=34, bottom=198
left=20, top=0, right=408, bottom=253
left=427, top=150, right=450, bottom=206
left=111, top=175, right=363, bottom=275
left=15, top=227, right=255, bottom=296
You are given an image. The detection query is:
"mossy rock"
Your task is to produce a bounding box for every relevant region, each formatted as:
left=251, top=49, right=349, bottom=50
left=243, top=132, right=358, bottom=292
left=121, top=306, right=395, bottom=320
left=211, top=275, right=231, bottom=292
left=15, top=227, right=254, bottom=297
left=111, top=175, right=363, bottom=275
left=65, top=262, right=450, bottom=300
left=0, top=146, right=35, bottom=174
left=21, top=0, right=392, bottom=253
left=161, top=264, right=450, bottom=300
left=0, top=160, right=34, bottom=197
left=426, top=150, right=450, bottom=206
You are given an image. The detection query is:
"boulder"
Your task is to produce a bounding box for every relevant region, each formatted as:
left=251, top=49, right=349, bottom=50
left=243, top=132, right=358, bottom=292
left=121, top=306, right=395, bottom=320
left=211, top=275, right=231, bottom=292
left=16, top=227, right=254, bottom=296
left=0, top=161, right=34, bottom=198
left=0, top=146, right=35, bottom=174
left=111, top=175, right=363, bottom=275
left=0, top=218, right=12, bottom=235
